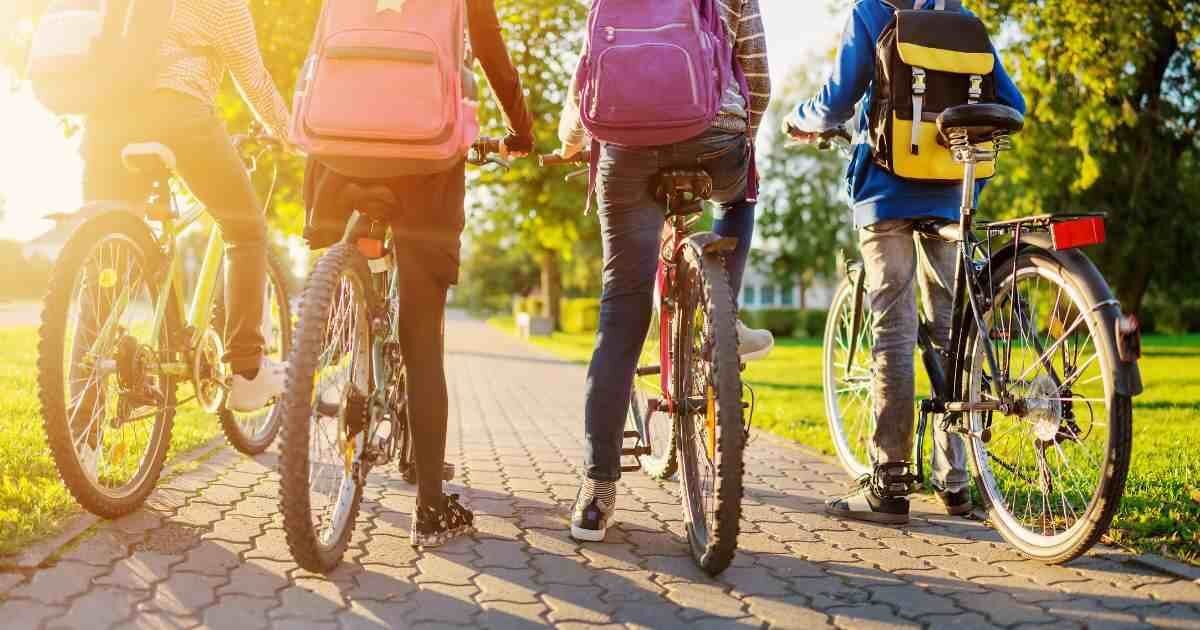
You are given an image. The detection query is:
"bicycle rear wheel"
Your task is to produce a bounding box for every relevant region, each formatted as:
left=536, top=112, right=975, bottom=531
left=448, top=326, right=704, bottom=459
left=965, top=251, right=1131, bottom=563
left=675, top=245, right=744, bottom=576
left=629, top=279, right=677, bottom=479
left=38, top=211, right=178, bottom=518
left=216, top=251, right=293, bottom=454
left=279, top=244, right=374, bottom=572
left=822, top=273, right=876, bottom=478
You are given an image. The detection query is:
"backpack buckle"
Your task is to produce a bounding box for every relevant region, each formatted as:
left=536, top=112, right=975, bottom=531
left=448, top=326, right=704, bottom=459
left=910, top=68, right=927, bottom=155
left=968, top=75, right=983, bottom=103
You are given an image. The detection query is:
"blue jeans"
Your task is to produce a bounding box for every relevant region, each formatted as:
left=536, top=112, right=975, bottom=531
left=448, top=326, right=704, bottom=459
left=584, top=128, right=755, bottom=481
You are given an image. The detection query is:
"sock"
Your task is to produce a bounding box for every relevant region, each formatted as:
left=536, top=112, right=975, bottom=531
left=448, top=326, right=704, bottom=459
left=582, top=478, right=617, bottom=509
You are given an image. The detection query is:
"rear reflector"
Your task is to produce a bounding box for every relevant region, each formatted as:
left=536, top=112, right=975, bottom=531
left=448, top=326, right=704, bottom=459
left=356, top=238, right=384, bottom=259
left=1050, top=217, right=1106, bottom=250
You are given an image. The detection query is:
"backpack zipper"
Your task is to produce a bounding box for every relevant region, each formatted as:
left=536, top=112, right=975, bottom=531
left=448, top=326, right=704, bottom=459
left=601, top=23, right=688, bottom=42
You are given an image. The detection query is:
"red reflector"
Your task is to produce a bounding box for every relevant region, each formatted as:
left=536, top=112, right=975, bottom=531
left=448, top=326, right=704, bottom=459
left=356, top=238, right=384, bottom=259
left=1050, top=217, right=1106, bottom=250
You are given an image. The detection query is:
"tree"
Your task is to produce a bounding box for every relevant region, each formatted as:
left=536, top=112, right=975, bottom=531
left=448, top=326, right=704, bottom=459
left=753, top=61, right=855, bottom=310
left=470, top=0, right=593, bottom=329
left=972, top=1, right=1200, bottom=312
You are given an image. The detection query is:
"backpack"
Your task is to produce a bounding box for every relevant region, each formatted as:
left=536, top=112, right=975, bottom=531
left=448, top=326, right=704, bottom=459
left=576, top=0, right=734, bottom=147
left=28, top=0, right=176, bottom=116
left=869, top=0, right=1000, bottom=182
left=290, top=0, right=479, bottom=179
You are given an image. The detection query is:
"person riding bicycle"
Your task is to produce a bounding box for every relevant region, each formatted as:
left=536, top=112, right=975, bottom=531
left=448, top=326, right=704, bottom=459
left=785, top=0, right=1025, bottom=524
left=301, top=0, right=534, bottom=548
left=555, top=0, right=771, bottom=542
left=81, top=0, right=292, bottom=413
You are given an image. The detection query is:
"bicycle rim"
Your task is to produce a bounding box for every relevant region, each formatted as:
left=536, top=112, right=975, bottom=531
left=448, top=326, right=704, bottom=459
left=676, top=250, right=744, bottom=575
left=966, top=254, right=1128, bottom=561
left=822, top=277, right=876, bottom=478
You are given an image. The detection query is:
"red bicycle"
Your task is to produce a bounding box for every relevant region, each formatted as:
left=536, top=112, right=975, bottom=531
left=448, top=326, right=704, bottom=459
left=542, top=153, right=747, bottom=576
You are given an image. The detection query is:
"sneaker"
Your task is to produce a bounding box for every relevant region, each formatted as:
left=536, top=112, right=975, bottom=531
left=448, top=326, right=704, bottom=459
left=411, top=493, right=475, bottom=548
left=825, top=463, right=915, bottom=525
left=937, top=488, right=973, bottom=516
left=227, top=358, right=286, bottom=413
left=736, top=321, right=775, bottom=361
left=570, top=479, right=616, bottom=542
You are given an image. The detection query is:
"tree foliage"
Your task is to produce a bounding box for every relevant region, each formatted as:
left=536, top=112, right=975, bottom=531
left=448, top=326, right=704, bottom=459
left=972, top=0, right=1200, bottom=311
left=754, top=60, right=854, bottom=306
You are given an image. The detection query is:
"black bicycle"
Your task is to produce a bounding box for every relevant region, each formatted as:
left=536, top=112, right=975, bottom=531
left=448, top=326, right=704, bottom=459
left=806, top=104, right=1142, bottom=563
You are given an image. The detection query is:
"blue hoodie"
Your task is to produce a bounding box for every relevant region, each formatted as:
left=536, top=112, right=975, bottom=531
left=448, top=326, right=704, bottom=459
left=792, top=0, right=1027, bottom=228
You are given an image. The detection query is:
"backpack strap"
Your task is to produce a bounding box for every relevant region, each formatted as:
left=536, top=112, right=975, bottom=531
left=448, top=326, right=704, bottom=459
left=901, top=0, right=962, bottom=155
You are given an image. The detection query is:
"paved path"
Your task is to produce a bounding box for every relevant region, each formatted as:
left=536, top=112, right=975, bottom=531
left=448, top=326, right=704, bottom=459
left=2, top=317, right=1198, bottom=629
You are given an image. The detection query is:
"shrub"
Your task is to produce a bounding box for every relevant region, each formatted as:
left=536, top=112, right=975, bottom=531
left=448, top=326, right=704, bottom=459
left=739, top=308, right=830, bottom=338
left=561, top=298, right=601, bottom=334
left=1139, top=298, right=1200, bottom=335
left=795, top=309, right=830, bottom=339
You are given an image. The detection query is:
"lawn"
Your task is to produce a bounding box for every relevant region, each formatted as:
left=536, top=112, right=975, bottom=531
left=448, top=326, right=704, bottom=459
left=0, top=327, right=220, bottom=556
left=489, top=317, right=1200, bottom=564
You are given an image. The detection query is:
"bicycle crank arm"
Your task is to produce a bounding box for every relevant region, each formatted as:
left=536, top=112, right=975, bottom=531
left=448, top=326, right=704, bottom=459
left=944, top=400, right=1006, bottom=413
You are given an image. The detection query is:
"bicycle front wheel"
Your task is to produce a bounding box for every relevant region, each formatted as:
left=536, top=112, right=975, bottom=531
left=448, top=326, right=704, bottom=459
left=675, top=244, right=744, bottom=576
left=38, top=211, right=178, bottom=518
left=965, top=250, right=1132, bottom=563
left=217, top=250, right=293, bottom=454
left=822, top=273, right=876, bottom=479
left=279, top=244, right=375, bottom=572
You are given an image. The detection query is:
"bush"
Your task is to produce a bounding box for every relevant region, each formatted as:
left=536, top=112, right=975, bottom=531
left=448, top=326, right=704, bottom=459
left=740, top=308, right=829, bottom=339
left=513, top=296, right=546, bottom=319
left=1139, top=298, right=1200, bottom=335
left=561, top=298, right=601, bottom=334
left=794, top=309, right=830, bottom=339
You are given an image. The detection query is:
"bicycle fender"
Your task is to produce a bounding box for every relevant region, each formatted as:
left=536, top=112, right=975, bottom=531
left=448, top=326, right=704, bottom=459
left=685, top=232, right=738, bottom=256
left=986, top=234, right=1143, bottom=397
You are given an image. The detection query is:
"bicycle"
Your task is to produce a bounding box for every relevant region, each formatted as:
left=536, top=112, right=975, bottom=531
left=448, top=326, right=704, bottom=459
left=278, top=138, right=506, bottom=572
left=809, top=104, right=1143, bottom=563
left=38, top=127, right=293, bottom=518
left=540, top=151, right=748, bottom=576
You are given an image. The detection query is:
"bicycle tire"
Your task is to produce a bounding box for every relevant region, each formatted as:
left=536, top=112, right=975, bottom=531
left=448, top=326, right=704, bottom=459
left=965, top=251, right=1132, bottom=564
left=279, top=243, right=374, bottom=572
left=38, top=211, right=179, bottom=518
left=676, top=245, right=744, bottom=576
left=216, top=250, right=293, bottom=455
left=822, top=274, right=876, bottom=479
left=630, top=296, right=678, bottom=479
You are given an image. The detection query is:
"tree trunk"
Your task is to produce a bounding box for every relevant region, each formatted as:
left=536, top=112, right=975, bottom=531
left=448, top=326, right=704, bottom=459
left=798, top=275, right=807, bottom=311
left=539, top=249, right=563, bottom=330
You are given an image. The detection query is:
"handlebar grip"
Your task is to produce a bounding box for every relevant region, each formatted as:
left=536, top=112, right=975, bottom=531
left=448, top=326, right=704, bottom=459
left=473, top=137, right=502, bottom=156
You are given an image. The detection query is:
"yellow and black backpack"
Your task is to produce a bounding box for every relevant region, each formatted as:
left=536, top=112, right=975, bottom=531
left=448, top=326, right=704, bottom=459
left=869, top=0, right=1000, bottom=182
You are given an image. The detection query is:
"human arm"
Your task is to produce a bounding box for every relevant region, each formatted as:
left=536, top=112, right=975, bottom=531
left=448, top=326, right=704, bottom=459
left=735, top=0, right=771, bottom=136
left=786, top=8, right=875, bottom=135
left=216, top=0, right=292, bottom=145
left=466, top=0, right=535, bottom=156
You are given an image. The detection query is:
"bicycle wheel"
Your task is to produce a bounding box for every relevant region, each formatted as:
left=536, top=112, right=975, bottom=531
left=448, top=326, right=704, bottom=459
left=216, top=251, right=293, bottom=454
left=965, top=251, right=1132, bottom=563
left=279, top=244, right=374, bottom=572
left=675, top=246, right=744, bottom=576
left=822, top=274, right=876, bottom=478
left=629, top=281, right=677, bottom=479
left=38, top=211, right=178, bottom=518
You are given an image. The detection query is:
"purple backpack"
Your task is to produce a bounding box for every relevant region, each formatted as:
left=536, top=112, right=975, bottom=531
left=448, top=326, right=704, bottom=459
left=577, top=0, right=737, bottom=147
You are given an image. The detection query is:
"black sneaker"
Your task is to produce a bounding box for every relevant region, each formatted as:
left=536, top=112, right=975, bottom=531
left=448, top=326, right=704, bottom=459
left=937, top=488, right=973, bottom=516
left=570, top=480, right=615, bottom=542
left=825, top=463, right=915, bottom=525
left=411, top=493, right=475, bottom=548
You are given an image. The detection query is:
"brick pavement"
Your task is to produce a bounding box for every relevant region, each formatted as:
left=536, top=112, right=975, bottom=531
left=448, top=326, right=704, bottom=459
left=1, top=315, right=1197, bottom=629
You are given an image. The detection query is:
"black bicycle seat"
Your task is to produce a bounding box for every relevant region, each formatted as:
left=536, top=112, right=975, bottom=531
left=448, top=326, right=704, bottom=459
left=937, top=104, right=1024, bottom=145
left=655, top=168, right=712, bottom=215
left=121, top=143, right=176, bottom=179
left=338, top=182, right=399, bottom=216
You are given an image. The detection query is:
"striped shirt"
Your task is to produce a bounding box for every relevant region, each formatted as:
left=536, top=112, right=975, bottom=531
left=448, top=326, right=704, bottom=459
left=559, top=0, right=772, bottom=153
left=155, top=0, right=291, bottom=140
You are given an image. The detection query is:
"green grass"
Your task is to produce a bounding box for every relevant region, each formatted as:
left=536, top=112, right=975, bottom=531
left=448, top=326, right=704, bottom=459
left=488, top=317, right=1200, bottom=564
left=0, top=327, right=220, bottom=556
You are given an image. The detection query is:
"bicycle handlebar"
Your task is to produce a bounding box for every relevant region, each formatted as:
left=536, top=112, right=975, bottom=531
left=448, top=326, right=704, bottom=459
left=539, top=152, right=591, bottom=167
left=785, top=124, right=852, bottom=149
left=468, top=136, right=510, bottom=169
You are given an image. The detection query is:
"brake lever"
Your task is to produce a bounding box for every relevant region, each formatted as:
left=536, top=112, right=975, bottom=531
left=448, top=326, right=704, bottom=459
left=485, top=156, right=511, bottom=171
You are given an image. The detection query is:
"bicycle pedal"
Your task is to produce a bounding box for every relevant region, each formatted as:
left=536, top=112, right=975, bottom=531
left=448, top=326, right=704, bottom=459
left=442, top=462, right=456, bottom=481
left=621, top=446, right=650, bottom=457
left=620, top=464, right=642, bottom=473
left=623, top=431, right=641, bottom=440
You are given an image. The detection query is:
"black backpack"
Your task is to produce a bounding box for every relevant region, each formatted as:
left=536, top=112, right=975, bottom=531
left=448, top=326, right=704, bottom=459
left=868, top=0, right=1001, bottom=182
left=28, top=0, right=176, bottom=116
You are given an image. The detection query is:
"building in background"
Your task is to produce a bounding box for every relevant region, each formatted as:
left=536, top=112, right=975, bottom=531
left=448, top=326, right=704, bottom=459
left=740, top=261, right=835, bottom=312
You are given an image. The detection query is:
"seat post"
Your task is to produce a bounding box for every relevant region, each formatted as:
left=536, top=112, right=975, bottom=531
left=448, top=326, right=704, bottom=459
left=960, top=160, right=977, bottom=216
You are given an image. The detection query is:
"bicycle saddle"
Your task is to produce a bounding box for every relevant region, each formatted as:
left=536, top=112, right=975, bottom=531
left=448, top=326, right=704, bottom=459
left=338, top=182, right=399, bottom=216
left=121, top=143, right=177, bottom=178
left=937, top=104, right=1024, bottom=145
left=655, top=169, right=712, bottom=215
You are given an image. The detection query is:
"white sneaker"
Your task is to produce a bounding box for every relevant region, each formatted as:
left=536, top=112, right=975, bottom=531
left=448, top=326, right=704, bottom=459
left=736, top=321, right=775, bottom=361
left=227, top=358, right=287, bottom=413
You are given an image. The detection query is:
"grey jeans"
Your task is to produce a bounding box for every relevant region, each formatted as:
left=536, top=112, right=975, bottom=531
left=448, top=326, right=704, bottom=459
left=860, top=219, right=968, bottom=492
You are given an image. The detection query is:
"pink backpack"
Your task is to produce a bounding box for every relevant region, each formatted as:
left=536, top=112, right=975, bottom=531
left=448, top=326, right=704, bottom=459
left=577, top=0, right=735, bottom=147
left=290, top=0, right=479, bottom=178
